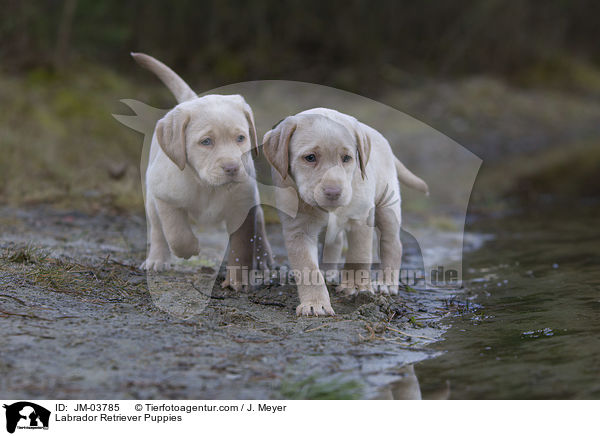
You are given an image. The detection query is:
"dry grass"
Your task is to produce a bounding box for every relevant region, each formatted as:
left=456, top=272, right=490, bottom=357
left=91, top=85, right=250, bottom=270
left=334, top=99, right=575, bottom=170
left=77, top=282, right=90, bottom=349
left=2, top=244, right=49, bottom=264
left=2, top=245, right=142, bottom=298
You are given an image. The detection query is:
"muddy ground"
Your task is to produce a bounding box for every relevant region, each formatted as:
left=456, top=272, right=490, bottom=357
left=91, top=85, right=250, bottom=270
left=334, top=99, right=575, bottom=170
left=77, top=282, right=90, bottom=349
left=0, top=205, right=466, bottom=399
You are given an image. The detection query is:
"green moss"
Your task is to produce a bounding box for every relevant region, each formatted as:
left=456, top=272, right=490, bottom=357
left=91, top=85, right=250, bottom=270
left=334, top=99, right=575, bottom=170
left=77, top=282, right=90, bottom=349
left=512, top=143, right=600, bottom=200
left=515, top=55, right=600, bottom=95
left=0, top=64, right=163, bottom=213
left=280, top=375, right=363, bottom=400
left=23, top=255, right=139, bottom=297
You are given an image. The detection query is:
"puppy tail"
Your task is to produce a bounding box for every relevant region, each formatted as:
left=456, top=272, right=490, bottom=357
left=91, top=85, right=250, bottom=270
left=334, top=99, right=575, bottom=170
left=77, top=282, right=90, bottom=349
left=395, top=157, right=429, bottom=196
left=131, top=52, right=197, bottom=104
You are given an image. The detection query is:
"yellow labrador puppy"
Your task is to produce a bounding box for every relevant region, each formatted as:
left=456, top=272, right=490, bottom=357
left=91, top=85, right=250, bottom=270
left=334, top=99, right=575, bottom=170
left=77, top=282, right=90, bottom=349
left=133, top=53, right=272, bottom=289
left=263, top=108, right=428, bottom=316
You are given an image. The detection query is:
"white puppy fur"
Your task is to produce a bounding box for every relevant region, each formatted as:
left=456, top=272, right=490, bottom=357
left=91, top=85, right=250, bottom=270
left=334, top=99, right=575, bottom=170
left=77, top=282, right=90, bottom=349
left=133, top=53, right=272, bottom=289
left=263, top=108, right=428, bottom=316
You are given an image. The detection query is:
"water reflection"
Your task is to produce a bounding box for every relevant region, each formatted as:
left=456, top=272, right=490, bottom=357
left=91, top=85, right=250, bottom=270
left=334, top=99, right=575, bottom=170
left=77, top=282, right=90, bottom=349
left=379, top=365, right=451, bottom=400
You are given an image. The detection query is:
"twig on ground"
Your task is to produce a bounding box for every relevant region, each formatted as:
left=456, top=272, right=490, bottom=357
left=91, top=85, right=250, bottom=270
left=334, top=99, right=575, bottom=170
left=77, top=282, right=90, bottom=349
left=249, top=299, right=285, bottom=308
left=304, top=324, right=330, bottom=333
left=231, top=337, right=273, bottom=344
left=358, top=323, right=412, bottom=346
left=0, top=309, right=52, bottom=321
left=358, top=323, right=377, bottom=341
left=0, top=294, right=27, bottom=305
left=190, top=282, right=226, bottom=299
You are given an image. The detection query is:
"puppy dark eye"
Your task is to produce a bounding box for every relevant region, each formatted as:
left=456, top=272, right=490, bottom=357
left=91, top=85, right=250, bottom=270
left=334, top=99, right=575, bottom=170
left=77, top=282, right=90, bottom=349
left=304, top=154, right=317, bottom=163
left=236, top=135, right=245, bottom=143
left=200, top=138, right=212, bottom=146
left=342, top=155, right=352, bottom=163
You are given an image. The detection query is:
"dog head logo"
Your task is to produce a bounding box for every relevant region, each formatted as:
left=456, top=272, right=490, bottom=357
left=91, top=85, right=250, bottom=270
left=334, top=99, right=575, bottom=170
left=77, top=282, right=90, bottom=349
left=3, top=402, right=50, bottom=434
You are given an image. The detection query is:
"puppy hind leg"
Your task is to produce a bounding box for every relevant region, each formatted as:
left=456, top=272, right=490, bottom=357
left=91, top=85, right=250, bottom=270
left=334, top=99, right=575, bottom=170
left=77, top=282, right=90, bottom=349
left=338, top=219, right=374, bottom=296
left=375, top=205, right=402, bottom=295
left=253, top=206, right=274, bottom=270
left=322, top=228, right=344, bottom=285
left=223, top=207, right=256, bottom=291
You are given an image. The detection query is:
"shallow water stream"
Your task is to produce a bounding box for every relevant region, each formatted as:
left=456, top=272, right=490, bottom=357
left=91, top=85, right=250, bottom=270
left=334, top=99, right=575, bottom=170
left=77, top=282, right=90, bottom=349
left=412, top=204, right=600, bottom=399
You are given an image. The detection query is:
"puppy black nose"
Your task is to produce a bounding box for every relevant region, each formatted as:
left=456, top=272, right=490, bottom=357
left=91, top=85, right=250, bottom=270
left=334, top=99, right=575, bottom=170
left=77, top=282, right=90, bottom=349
left=323, top=186, right=342, bottom=200
left=222, top=163, right=239, bottom=176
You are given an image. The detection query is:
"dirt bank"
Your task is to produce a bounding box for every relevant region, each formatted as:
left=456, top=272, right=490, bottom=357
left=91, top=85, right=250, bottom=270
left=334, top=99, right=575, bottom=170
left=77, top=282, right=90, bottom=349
left=0, top=205, right=465, bottom=399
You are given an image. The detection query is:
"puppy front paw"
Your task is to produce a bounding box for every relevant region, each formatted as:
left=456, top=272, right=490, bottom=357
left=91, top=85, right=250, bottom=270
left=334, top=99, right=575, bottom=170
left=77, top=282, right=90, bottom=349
left=140, top=258, right=171, bottom=271
left=296, top=299, right=335, bottom=317
left=255, top=255, right=273, bottom=271
left=374, top=283, right=399, bottom=295
left=336, top=282, right=374, bottom=297
left=324, top=270, right=341, bottom=286
left=221, top=276, right=246, bottom=292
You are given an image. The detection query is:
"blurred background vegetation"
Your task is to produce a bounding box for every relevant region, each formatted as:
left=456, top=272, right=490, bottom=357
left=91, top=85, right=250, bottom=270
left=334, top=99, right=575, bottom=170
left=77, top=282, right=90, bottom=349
left=4, top=0, right=600, bottom=90
left=1, top=0, right=599, bottom=214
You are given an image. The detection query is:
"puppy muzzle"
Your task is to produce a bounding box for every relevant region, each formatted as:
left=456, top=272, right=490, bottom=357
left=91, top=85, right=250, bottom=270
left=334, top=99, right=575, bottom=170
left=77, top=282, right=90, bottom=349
left=315, top=184, right=349, bottom=209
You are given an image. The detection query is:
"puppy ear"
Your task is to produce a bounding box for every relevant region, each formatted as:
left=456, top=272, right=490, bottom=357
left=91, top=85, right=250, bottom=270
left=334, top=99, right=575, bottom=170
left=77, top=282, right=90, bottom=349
left=242, top=101, right=259, bottom=157
left=354, top=125, right=371, bottom=179
left=155, top=107, right=189, bottom=170
left=262, top=117, right=297, bottom=180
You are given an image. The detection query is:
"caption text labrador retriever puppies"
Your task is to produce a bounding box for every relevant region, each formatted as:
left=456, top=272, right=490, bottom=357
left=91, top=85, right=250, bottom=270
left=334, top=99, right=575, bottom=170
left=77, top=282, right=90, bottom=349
left=133, top=53, right=272, bottom=290
left=263, top=108, right=428, bottom=316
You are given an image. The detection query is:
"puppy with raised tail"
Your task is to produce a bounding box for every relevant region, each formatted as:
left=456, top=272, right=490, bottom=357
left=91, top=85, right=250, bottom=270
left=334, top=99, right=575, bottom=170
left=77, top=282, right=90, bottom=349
left=263, top=108, right=428, bottom=316
left=133, top=53, right=272, bottom=289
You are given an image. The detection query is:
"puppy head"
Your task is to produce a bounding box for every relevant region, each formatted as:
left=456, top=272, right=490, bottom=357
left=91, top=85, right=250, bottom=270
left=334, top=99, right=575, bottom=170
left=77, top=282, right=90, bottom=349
left=156, top=94, right=258, bottom=185
left=263, top=114, right=370, bottom=210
